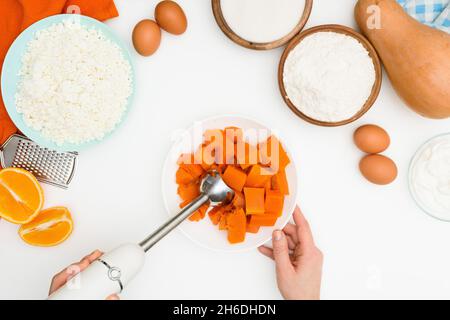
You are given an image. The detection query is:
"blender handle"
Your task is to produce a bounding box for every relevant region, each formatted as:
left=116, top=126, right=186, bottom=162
left=139, top=193, right=210, bottom=252
left=48, top=193, right=210, bottom=300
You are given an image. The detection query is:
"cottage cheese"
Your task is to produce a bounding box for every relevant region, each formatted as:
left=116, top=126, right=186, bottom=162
left=15, top=19, right=133, bottom=145
left=283, top=32, right=376, bottom=122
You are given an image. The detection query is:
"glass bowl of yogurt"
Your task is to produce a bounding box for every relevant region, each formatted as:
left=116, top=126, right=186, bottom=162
left=409, top=133, right=450, bottom=222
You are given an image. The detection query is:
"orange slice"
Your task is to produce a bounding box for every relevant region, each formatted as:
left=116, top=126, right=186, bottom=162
left=0, top=168, right=44, bottom=224
left=19, top=207, right=73, bottom=247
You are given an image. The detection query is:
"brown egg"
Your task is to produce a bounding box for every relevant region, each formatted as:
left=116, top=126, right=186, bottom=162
left=359, top=154, right=398, bottom=185
left=132, top=19, right=161, bottom=56
left=155, top=0, right=188, bottom=35
left=354, top=124, right=390, bottom=153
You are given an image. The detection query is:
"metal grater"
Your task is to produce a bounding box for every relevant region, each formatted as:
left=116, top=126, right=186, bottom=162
left=0, top=134, right=77, bottom=189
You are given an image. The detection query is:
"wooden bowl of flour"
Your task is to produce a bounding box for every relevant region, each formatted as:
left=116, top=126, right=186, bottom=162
left=278, top=24, right=382, bottom=127
left=212, top=0, right=313, bottom=50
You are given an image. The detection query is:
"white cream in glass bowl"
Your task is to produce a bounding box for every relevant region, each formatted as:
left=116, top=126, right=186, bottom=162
left=409, top=133, right=450, bottom=221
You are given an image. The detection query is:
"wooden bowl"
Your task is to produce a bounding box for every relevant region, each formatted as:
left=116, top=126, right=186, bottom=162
left=212, top=0, right=313, bottom=50
left=278, top=24, right=382, bottom=127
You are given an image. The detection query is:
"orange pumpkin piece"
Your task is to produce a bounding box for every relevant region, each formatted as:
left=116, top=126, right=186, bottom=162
left=194, top=144, right=215, bottom=170
left=245, top=164, right=274, bottom=188
left=0, top=168, right=44, bottom=224
left=177, top=183, right=200, bottom=202
left=236, top=142, right=258, bottom=170
left=264, top=179, right=272, bottom=193
left=176, top=167, right=194, bottom=185
left=208, top=206, right=224, bottom=225
left=265, top=190, right=284, bottom=217
left=248, top=213, right=278, bottom=227
left=231, top=191, right=245, bottom=208
left=246, top=223, right=260, bottom=234
left=210, top=163, right=227, bottom=174
left=189, top=203, right=209, bottom=222
left=218, top=213, right=228, bottom=230
left=222, top=166, right=247, bottom=192
left=214, top=134, right=235, bottom=165
left=19, top=207, right=73, bottom=247
left=180, top=163, right=204, bottom=179
left=179, top=199, right=190, bottom=209
left=244, top=187, right=265, bottom=215
left=227, top=208, right=247, bottom=244
left=272, top=169, right=289, bottom=195
left=258, top=135, right=290, bottom=171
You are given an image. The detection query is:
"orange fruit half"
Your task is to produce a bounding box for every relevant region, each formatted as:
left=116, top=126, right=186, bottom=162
left=0, top=168, right=44, bottom=224
left=19, top=207, right=73, bottom=247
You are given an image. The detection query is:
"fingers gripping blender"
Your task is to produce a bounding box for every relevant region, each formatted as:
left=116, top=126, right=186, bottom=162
left=48, top=173, right=233, bottom=300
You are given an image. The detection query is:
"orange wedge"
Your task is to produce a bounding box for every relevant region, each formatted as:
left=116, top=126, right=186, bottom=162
left=19, top=207, right=73, bottom=247
left=0, top=168, right=44, bottom=224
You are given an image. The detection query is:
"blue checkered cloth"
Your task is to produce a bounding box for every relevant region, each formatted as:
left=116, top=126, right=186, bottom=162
left=397, top=0, right=450, bottom=33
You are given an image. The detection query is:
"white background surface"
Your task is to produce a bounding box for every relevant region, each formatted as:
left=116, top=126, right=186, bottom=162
left=1, top=0, right=450, bottom=300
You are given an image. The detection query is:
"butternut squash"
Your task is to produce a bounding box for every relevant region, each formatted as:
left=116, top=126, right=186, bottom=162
left=355, top=0, right=450, bottom=119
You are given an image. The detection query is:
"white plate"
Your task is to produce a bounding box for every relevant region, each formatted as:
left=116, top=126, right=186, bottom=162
left=161, top=115, right=299, bottom=252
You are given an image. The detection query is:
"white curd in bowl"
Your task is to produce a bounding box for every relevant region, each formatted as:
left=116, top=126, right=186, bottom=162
left=409, top=134, right=450, bottom=221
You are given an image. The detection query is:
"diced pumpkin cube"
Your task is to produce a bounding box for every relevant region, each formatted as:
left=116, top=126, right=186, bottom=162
left=244, top=187, right=265, bottom=215
left=219, top=213, right=228, bottom=230
left=272, top=169, right=289, bottom=195
left=265, top=190, right=284, bottom=217
left=231, top=191, right=245, bottom=209
left=227, top=208, right=247, bottom=244
left=177, top=183, right=200, bottom=202
left=215, top=135, right=236, bottom=165
left=180, top=163, right=204, bottom=179
left=208, top=206, right=224, bottom=225
left=179, top=199, right=190, bottom=209
left=236, top=142, right=258, bottom=170
left=189, top=203, right=209, bottom=222
left=194, top=144, right=215, bottom=170
left=264, top=179, right=272, bottom=193
left=258, top=135, right=290, bottom=171
left=210, top=164, right=227, bottom=174
left=246, top=223, right=260, bottom=234
left=248, top=213, right=278, bottom=227
left=176, top=167, right=194, bottom=185
left=222, top=166, right=247, bottom=192
left=245, top=164, right=274, bottom=188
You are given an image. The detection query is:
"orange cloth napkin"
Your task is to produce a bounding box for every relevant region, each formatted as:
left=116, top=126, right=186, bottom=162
left=0, top=0, right=119, bottom=144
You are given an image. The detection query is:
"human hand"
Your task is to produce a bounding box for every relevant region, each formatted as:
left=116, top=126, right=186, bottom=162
left=49, top=250, right=120, bottom=300
left=258, top=206, right=323, bottom=300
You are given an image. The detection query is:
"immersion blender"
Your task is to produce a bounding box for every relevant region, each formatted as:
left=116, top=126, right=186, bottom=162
left=48, top=173, right=233, bottom=300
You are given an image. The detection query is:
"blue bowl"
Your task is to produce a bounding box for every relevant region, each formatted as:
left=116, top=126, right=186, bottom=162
left=1, top=14, right=135, bottom=152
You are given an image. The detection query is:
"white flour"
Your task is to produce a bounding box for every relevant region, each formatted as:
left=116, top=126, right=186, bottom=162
left=283, top=32, right=376, bottom=122
left=220, top=0, right=305, bottom=43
